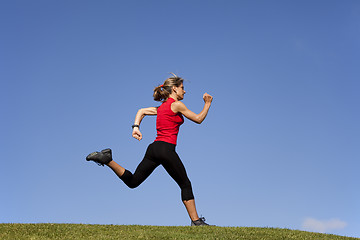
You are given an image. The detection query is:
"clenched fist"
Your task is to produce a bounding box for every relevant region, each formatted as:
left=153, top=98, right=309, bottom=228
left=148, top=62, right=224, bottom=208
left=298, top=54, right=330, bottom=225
left=132, top=128, right=143, bottom=141
left=203, top=93, right=213, bottom=104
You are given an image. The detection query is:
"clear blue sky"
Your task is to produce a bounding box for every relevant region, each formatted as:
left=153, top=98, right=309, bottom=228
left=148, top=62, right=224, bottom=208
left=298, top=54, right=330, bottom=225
left=1, top=0, right=359, bottom=238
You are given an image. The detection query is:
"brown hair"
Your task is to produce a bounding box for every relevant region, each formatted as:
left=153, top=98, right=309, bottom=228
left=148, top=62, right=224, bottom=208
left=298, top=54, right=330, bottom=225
left=153, top=73, right=184, bottom=102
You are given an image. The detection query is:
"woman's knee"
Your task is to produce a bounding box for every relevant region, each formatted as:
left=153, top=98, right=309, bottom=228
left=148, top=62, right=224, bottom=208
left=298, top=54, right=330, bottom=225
left=120, top=170, right=141, bottom=189
left=127, top=182, right=140, bottom=189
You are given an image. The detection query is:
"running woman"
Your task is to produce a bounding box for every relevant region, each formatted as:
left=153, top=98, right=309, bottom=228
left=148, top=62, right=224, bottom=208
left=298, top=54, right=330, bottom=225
left=86, top=74, right=213, bottom=226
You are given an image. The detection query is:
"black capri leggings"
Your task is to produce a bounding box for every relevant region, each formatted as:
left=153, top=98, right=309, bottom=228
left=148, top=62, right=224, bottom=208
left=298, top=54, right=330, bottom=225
left=119, top=141, right=194, bottom=201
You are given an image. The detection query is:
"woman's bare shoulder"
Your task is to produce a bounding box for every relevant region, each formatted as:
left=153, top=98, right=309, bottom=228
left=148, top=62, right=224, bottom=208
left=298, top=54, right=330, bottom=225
left=171, top=101, right=188, bottom=113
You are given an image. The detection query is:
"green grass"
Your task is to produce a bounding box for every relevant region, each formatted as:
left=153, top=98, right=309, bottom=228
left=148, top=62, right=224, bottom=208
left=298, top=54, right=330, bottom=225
left=0, top=224, right=358, bottom=240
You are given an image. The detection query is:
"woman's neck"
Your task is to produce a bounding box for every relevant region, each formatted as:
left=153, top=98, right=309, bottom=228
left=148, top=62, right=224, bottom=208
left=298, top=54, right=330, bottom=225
left=169, top=94, right=179, bottom=101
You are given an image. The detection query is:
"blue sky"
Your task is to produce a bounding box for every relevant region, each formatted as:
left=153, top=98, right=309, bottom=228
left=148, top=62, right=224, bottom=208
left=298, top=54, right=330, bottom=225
left=1, top=0, right=359, bottom=238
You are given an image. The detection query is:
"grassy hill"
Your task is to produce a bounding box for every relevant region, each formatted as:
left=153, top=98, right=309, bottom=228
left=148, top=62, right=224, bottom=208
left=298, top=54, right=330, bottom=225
left=0, top=224, right=358, bottom=240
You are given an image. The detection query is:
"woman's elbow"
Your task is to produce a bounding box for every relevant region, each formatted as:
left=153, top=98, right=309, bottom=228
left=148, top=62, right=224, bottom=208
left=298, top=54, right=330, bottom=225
left=137, top=108, right=144, bottom=114
left=194, top=117, right=203, bottom=124
left=137, top=108, right=147, bottom=117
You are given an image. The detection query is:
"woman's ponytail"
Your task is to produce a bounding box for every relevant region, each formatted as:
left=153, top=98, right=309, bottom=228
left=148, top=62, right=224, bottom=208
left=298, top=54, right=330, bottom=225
left=153, top=73, right=184, bottom=102
left=153, top=85, right=170, bottom=102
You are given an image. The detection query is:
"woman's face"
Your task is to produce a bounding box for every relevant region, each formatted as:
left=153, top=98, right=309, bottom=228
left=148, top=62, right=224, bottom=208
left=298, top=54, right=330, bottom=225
left=174, top=83, right=186, bottom=100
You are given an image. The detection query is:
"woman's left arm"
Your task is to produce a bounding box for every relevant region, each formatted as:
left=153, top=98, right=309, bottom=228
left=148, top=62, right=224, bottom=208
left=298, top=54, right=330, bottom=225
left=132, top=107, right=158, bottom=141
left=172, top=93, right=213, bottom=124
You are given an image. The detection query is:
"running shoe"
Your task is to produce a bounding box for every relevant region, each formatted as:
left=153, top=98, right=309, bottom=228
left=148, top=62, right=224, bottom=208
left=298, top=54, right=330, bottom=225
left=191, top=217, right=210, bottom=226
left=86, top=148, right=112, bottom=166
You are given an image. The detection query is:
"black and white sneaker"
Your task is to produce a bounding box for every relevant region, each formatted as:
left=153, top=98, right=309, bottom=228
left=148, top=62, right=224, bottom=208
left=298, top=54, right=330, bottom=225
left=86, top=148, right=112, bottom=166
left=191, top=217, right=210, bottom=226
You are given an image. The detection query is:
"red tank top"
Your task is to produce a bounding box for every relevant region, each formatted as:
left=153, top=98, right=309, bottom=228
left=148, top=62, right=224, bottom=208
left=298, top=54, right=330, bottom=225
left=155, top=98, right=184, bottom=145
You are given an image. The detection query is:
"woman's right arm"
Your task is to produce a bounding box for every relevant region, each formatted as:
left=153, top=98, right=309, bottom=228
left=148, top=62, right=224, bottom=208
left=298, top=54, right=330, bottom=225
left=172, top=93, right=213, bottom=124
left=132, top=107, right=158, bottom=141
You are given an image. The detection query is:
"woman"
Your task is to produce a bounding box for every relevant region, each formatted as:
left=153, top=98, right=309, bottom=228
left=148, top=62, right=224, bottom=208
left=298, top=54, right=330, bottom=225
left=86, top=74, right=213, bottom=226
